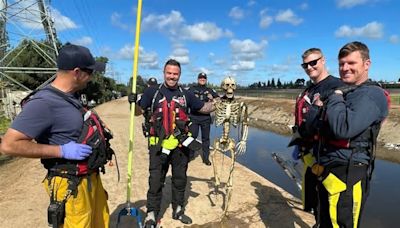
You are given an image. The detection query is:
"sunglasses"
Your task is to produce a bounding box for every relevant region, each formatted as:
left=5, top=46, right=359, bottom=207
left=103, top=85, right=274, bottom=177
left=301, top=57, right=322, bottom=69
left=81, top=68, right=94, bottom=75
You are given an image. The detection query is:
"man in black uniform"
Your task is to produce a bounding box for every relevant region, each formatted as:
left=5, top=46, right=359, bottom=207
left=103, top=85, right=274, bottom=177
left=188, top=72, right=219, bottom=165
left=289, top=48, right=344, bottom=221
left=315, top=41, right=389, bottom=228
left=130, top=59, right=214, bottom=227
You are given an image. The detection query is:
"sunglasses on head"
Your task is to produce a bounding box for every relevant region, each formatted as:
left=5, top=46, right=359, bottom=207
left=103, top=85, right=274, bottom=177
left=301, top=57, right=322, bottom=69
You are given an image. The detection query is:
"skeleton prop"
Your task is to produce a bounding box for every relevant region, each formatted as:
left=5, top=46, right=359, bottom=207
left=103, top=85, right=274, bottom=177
left=210, top=76, right=249, bottom=217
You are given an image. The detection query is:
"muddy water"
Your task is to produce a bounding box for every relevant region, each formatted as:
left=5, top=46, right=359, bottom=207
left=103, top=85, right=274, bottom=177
left=209, top=125, right=400, bottom=228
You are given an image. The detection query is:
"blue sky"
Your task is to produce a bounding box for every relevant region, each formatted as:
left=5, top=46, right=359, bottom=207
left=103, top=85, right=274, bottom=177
left=4, top=0, right=400, bottom=85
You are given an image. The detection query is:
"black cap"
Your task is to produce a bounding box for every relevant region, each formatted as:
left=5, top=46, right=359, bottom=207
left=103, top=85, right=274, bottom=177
left=147, top=77, right=158, bottom=86
left=198, top=72, right=207, bottom=79
left=57, top=44, right=106, bottom=72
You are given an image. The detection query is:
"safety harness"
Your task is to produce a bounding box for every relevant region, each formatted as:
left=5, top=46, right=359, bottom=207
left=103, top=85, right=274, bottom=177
left=319, top=81, right=390, bottom=179
left=147, top=84, right=200, bottom=153
left=21, top=87, right=117, bottom=227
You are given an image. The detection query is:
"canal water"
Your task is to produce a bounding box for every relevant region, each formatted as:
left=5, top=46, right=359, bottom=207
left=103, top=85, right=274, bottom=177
left=209, top=125, right=400, bottom=228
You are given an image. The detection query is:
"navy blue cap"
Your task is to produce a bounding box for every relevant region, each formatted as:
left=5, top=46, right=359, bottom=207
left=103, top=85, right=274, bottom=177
left=57, top=44, right=105, bottom=72
left=147, top=77, right=158, bottom=86
left=198, top=72, right=207, bottom=79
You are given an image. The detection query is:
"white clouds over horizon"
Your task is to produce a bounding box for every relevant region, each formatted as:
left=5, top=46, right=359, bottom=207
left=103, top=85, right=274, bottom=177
left=229, top=6, right=245, bottom=20
left=335, top=21, right=384, bottom=39
left=275, top=9, right=303, bottom=25
left=259, top=9, right=273, bottom=29
left=142, top=10, right=232, bottom=42
left=389, top=35, right=399, bottom=44
left=229, top=39, right=267, bottom=71
left=336, top=0, right=371, bottom=8
left=73, top=36, right=92, bottom=46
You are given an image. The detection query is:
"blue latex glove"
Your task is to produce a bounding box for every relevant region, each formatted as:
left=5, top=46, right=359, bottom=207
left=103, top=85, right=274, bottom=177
left=60, top=141, right=92, bottom=160
left=291, top=145, right=301, bottom=160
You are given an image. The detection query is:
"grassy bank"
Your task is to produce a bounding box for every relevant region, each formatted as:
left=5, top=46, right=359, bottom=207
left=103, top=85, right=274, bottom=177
left=0, top=116, right=11, bottom=164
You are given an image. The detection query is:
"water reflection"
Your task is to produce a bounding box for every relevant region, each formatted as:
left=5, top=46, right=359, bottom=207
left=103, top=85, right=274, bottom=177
left=209, top=125, right=400, bottom=228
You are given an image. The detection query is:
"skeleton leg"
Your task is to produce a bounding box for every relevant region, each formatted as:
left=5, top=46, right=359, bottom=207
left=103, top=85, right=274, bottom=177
left=222, top=139, right=236, bottom=217
left=211, top=139, right=221, bottom=188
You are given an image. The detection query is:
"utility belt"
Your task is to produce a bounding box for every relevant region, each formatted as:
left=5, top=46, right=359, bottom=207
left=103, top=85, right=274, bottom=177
left=47, top=162, right=99, bottom=177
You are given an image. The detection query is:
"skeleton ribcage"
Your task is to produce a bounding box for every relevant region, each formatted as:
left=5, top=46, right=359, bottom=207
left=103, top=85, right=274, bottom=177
left=215, top=101, right=241, bottom=127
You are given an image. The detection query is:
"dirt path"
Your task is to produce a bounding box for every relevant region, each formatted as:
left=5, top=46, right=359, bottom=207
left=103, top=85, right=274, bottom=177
left=0, top=98, right=314, bottom=228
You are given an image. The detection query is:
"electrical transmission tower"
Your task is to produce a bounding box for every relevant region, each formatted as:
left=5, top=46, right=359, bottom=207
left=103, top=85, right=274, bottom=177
left=0, top=0, right=58, bottom=91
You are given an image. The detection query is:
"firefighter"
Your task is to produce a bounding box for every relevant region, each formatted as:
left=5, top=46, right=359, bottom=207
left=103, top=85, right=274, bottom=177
left=129, top=59, right=214, bottom=227
left=187, top=72, right=219, bottom=165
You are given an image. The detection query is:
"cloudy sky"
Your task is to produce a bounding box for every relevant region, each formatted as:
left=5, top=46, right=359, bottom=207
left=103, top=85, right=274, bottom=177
left=4, top=0, right=400, bottom=85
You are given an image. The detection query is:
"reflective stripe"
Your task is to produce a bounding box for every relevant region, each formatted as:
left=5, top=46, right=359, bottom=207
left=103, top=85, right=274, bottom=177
left=149, top=136, right=159, bottom=146
left=322, top=173, right=347, bottom=228
left=353, top=181, right=362, bottom=228
left=182, top=136, right=194, bottom=147
left=162, top=148, right=171, bottom=155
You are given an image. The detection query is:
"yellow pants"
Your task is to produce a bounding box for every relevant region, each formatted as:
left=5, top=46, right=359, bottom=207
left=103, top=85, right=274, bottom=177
left=43, top=172, right=109, bottom=228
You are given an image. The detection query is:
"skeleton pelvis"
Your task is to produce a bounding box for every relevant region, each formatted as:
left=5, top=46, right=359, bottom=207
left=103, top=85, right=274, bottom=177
left=214, top=137, right=236, bottom=153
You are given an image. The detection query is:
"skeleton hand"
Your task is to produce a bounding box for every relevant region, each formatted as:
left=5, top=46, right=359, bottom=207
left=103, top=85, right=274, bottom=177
left=207, top=93, right=214, bottom=100
left=235, top=140, right=247, bottom=155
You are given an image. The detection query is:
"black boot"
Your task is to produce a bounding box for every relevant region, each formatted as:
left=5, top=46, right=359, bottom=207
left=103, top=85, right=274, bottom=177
left=202, top=158, right=211, bottom=166
left=144, top=211, right=157, bottom=228
left=172, top=206, right=192, bottom=224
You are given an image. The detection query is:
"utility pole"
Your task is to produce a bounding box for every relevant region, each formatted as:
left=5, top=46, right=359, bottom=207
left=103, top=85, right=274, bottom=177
left=37, top=0, right=58, bottom=55
left=0, top=0, right=8, bottom=63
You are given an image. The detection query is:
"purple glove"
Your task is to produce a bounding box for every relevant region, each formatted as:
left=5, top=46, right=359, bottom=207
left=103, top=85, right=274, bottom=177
left=291, top=145, right=301, bottom=161
left=60, top=141, right=92, bottom=160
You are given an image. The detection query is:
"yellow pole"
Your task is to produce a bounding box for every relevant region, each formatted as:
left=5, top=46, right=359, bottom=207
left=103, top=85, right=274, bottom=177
left=127, top=0, right=142, bottom=204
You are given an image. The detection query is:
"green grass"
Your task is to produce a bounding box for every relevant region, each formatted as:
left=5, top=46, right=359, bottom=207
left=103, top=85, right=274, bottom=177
left=0, top=116, right=10, bottom=134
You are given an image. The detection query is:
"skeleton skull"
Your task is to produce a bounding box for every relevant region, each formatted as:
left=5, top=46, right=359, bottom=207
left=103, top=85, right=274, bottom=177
left=221, top=76, right=236, bottom=99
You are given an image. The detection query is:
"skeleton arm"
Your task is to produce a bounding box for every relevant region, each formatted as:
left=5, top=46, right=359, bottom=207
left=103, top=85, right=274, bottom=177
left=235, top=102, right=249, bottom=155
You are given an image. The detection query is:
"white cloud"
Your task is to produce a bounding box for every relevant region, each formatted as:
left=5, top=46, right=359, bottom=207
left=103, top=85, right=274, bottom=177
left=73, top=36, right=92, bottom=46
left=142, top=10, right=184, bottom=34
left=230, top=61, right=255, bottom=71
left=6, top=1, right=77, bottom=31
left=230, top=39, right=268, bottom=61
left=336, top=0, right=370, bottom=8
left=389, top=35, right=399, bottom=44
left=111, top=12, right=129, bottom=30
left=300, top=3, right=309, bottom=10
left=181, top=22, right=233, bottom=42
left=169, top=47, right=190, bottom=64
left=113, top=44, right=159, bottom=69
left=51, top=8, right=78, bottom=31
left=115, top=44, right=134, bottom=59
left=229, top=39, right=267, bottom=71
left=335, top=21, right=384, bottom=39
left=142, top=10, right=232, bottom=42
left=275, top=9, right=303, bottom=25
left=259, top=9, right=273, bottom=29
left=229, top=6, right=244, bottom=20
left=248, top=0, right=257, bottom=6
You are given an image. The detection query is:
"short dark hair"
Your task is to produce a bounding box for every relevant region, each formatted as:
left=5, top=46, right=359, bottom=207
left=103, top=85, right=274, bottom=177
left=164, top=59, right=181, bottom=71
left=338, top=41, right=370, bottom=61
left=302, top=48, right=322, bottom=59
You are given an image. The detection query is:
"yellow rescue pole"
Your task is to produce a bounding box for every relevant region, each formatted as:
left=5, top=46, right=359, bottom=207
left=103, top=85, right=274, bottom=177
left=117, top=0, right=143, bottom=226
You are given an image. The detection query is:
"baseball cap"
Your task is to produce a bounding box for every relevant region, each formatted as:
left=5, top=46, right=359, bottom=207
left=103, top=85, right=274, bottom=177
left=56, top=44, right=106, bottom=72
left=147, top=77, right=158, bottom=86
left=198, top=72, right=207, bottom=79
